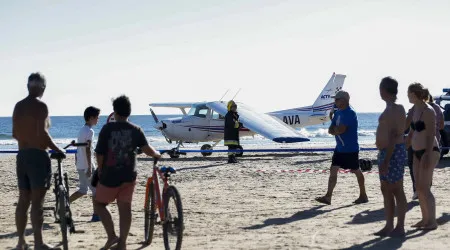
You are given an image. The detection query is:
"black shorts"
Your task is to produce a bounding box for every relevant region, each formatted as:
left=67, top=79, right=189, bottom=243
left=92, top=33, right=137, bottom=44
left=16, top=148, right=52, bottom=190
left=332, top=151, right=359, bottom=170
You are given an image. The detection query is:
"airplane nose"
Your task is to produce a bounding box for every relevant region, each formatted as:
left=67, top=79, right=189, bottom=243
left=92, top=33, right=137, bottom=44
left=154, top=121, right=166, bottom=130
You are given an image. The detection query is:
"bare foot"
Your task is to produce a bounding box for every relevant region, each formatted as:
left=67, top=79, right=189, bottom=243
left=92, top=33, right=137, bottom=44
left=374, top=226, right=393, bottom=237
left=389, top=226, right=405, bottom=237
left=411, top=220, right=424, bottom=228
left=101, top=236, right=119, bottom=250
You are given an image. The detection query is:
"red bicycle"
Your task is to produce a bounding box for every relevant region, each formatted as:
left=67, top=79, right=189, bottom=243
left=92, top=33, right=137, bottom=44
left=144, top=158, right=184, bottom=250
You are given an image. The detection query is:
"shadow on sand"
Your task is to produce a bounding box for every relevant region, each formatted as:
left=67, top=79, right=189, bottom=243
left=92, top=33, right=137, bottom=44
left=436, top=157, right=450, bottom=169
left=343, top=213, right=450, bottom=250
left=138, top=152, right=325, bottom=162
left=348, top=201, right=420, bottom=225
left=292, top=158, right=330, bottom=165
left=0, top=223, right=54, bottom=240
left=242, top=204, right=354, bottom=230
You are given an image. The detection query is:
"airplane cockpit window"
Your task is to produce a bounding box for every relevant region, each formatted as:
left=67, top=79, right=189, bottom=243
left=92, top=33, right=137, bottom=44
left=188, top=105, right=209, bottom=118
left=212, top=111, right=225, bottom=120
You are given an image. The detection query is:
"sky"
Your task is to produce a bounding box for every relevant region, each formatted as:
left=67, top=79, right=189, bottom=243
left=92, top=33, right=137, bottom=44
left=1, top=0, right=450, bottom=117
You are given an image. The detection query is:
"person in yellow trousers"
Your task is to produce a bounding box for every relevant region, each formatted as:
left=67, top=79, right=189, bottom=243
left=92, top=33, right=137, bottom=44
left=224, top=100, right=242, bottom=163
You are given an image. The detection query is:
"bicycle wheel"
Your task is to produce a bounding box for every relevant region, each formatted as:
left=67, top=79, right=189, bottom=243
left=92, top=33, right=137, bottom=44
left=144, top=182, right=156, bottom=245
left=58, top=186, right=69, bottom=250
left=163, top=186, right=183, bottom=250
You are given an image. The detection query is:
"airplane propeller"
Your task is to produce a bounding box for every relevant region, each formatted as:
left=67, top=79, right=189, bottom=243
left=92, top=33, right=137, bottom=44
left=150, top=108, right=171, bottom=143
left=150, top=108, right=159, bottom=123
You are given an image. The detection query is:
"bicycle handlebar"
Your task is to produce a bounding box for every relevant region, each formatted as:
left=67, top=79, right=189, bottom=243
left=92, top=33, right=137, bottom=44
left=63, top=140, right=88, bottom=150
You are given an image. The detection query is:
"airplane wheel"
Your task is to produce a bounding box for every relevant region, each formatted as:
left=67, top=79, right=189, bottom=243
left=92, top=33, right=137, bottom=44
left=235, top=145, right=243, bottom=157
left=201, top=144, right=213, bottom=157
left=168, top=148, right=180, bottom=159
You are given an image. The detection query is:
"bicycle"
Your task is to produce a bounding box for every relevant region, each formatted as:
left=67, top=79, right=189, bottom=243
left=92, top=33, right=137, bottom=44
left=49, top=140, right=87, bottom=250
left=144, top=158, right=184, bottom=250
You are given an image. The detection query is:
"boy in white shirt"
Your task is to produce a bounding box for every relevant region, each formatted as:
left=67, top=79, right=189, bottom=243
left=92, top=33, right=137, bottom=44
left=69, top=106, right=101, bottom=222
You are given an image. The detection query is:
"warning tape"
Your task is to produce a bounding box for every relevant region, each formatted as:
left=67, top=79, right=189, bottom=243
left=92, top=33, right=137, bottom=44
left=254, top=168, right=404, bottom=174
left=254, top=169, right=384, bottom=174
left=252, top=168, right=447, bottom=174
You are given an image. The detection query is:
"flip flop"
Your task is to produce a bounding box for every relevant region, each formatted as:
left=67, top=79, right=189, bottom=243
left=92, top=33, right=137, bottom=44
left=100, top=237, right=120, bottom=250
left=315, top=197, right=331, bottom=205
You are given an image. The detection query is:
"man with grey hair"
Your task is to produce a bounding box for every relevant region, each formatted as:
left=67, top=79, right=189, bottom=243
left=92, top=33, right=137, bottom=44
left=315, top=90, right=368, bottom=205
left=12, top=72, right=64, bottom=250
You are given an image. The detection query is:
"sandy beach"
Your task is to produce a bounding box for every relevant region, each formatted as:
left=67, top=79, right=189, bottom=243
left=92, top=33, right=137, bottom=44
left=1, top=150, right=450, bottom=250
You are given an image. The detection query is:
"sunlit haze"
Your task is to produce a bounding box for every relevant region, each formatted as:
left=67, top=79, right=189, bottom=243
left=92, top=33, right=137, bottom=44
left=2, top=1, right=450, bottom=117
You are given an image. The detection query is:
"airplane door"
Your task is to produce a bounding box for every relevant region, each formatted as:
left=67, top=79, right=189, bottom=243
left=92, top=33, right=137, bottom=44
left=185, top=104, right=210, bottom=142
left=208, top=110, right=225, bottom=141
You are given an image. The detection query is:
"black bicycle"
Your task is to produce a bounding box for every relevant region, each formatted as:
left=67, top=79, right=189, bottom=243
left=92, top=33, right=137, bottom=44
left=50, top=140, right=87, bottom=250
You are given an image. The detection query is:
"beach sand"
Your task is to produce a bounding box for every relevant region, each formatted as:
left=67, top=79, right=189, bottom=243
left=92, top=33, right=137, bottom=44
left=1, top=151, right=450, bottom=250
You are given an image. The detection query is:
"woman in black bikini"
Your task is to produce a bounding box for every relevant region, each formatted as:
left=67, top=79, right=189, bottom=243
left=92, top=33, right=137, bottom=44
left=407, top=83, right=440, bottom=230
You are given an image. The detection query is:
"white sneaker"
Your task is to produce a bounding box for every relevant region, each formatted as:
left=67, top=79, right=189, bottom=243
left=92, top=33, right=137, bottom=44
left=412, top=192, right=418, bottom=200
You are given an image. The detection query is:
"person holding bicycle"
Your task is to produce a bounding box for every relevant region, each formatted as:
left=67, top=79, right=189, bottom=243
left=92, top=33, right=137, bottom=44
left=69, top=106, right=101, bottom=222
left=94, top=95, right=161, bottom=250
left=12, top=72, right=65, bottom=250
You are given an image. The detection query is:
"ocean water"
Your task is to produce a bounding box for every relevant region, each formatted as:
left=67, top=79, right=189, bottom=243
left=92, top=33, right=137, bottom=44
left=0, top=113, right=380, bottom=151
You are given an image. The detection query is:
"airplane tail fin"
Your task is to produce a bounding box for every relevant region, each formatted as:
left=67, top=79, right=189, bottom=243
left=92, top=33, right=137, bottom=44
left=311, top=73, right=346, bottom=111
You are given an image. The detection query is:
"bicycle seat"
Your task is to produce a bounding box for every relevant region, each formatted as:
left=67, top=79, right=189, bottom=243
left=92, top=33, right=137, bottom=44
left=50, top=152, right=66, bottom=160
left=160, top=166, right=176, bottom=174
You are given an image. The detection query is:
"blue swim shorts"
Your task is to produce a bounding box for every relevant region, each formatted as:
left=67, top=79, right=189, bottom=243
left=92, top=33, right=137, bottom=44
left=378, top=143, right=407, bottom=183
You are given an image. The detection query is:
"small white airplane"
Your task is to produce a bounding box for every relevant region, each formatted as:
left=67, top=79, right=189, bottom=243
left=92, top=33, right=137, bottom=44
left=149, top=73, right=346, bottom=158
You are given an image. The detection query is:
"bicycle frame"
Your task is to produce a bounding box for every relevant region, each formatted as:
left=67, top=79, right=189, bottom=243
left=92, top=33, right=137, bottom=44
left=145, top=164, right=170, bottom=222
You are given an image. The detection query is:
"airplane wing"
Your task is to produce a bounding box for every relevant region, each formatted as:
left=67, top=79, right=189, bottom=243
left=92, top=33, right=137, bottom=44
left=206, top=101, right=310, bottom=143
left=149, top=102, right=198, bottom=108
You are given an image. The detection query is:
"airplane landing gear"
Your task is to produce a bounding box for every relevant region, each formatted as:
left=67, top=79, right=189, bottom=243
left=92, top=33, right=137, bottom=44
left=167, top=141, right=186, bottom=159
left=201, top=144, right=213, bottom=157
left=168, top=148, right=180, bottom=158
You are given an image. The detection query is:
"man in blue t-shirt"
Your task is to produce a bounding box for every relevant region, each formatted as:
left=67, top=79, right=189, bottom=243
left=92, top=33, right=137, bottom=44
left=315, top=90, right=368, bottom=205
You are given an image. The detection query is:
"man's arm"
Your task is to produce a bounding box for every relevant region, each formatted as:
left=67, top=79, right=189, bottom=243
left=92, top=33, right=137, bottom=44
left=94, top=126, right=107, bottom=174
left=332, top=125, right=348, bottom=135
left=96, top=153, right=104, bottom=174
left=12, top=104, right=18, bottom=140
left=328, top=115, right=337, bottom=135
left=85, top=130, right=94, bottom=172
left=85, top=139, right=92, bottom=176
left=136, top=127, right=161, bottom=158
left=38, top=103, right=61, bottom=152
left=141, top=145, right=161, bottom=158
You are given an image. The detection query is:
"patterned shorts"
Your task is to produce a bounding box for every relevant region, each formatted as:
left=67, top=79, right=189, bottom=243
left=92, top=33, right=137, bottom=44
left=378, top=143, right=407, bottom=183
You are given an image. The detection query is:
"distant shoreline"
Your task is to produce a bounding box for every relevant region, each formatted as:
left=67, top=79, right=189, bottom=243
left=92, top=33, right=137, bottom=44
left=0, top=112, right=382, bottom=119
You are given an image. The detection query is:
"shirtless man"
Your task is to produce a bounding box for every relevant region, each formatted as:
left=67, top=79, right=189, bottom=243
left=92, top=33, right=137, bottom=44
left=12, top=72, right=64, bottom=250
left=375, top=77, right=407, bottom=237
